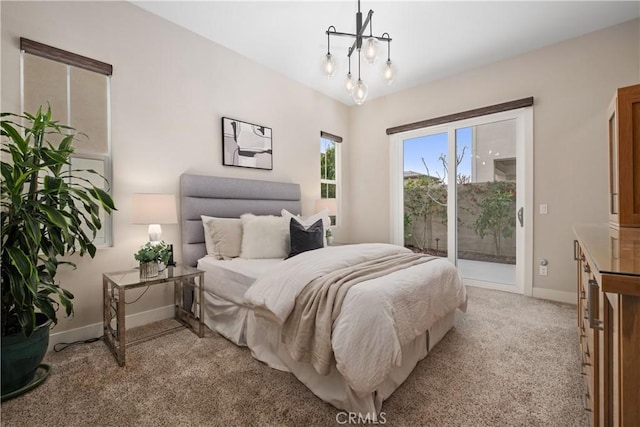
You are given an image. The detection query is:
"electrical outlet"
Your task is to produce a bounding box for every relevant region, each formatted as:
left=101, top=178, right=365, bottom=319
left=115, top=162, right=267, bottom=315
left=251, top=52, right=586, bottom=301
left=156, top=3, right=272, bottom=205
left=539, top=265, right=548, bottom=276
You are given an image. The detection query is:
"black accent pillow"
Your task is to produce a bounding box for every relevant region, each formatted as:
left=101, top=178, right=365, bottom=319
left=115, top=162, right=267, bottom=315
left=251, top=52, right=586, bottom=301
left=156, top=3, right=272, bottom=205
left=288, top=218, right=324, bottom=258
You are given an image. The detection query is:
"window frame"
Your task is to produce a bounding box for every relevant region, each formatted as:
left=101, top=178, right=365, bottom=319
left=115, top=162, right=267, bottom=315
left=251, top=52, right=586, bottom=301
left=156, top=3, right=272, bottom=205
left=20, top=38, right=114, bottom=247
left=320, top=131, right=342, bottom=227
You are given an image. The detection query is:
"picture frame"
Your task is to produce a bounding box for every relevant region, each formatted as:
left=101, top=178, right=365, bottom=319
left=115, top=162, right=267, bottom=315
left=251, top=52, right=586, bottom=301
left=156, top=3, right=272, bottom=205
left=222, top=117, right=273, bottom=170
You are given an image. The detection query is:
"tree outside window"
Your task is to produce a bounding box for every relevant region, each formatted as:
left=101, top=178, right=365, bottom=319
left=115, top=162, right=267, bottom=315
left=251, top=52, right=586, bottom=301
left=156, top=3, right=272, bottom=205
left=320, top=137, right=337, bottom=225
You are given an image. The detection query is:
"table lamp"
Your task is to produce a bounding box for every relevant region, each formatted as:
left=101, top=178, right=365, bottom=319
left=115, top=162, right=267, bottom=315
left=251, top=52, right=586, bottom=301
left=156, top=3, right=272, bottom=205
left=131, top=193, right=178, bottom=242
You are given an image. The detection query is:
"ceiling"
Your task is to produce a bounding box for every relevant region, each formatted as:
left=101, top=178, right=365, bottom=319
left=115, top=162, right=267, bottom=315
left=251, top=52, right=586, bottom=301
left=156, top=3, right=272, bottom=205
left=133, top=1, right=639, bottom=106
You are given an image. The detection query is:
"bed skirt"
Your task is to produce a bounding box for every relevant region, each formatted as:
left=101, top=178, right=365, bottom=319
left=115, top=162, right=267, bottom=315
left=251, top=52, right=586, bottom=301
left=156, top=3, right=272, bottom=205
left=202, top=291, right=250, bottom=346
left=246, top=309, right=457, bottom=417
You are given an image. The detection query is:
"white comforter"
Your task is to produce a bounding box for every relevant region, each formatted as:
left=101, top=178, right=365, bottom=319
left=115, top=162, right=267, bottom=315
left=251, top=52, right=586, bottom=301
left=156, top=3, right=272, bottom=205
left=244, top=243, right=467, bottom=395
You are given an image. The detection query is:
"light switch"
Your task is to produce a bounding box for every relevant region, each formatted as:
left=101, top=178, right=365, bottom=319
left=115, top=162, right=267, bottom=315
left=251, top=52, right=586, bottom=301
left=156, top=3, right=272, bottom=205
left=539, top=204, right=548, bottom=215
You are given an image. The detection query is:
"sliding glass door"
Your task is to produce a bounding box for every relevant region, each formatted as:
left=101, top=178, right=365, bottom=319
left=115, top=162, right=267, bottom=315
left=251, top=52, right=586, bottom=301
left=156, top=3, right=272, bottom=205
left=390, top=108, right=532, bottom=294
left=403, top=132, right=449, bottom=258
left=455, top=120, right=517, bottom=285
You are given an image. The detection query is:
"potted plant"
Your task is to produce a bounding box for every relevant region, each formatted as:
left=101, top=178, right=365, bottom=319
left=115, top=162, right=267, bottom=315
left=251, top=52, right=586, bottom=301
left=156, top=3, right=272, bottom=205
left=1, top=107, right=116, bottom=399
left=325, top=228, right=334, bottom=245
left=134, top=241, right=170, bottom=279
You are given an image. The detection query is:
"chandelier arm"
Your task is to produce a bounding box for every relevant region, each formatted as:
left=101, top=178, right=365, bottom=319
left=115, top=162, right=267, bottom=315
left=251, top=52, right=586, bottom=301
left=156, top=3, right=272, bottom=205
left=326, top=26, right=336, bottom=55
left=326, top=31, right=391, bottom=42
left=359, top=10, right=374, bottom=39
left=382, top=32, right=391, bottom=61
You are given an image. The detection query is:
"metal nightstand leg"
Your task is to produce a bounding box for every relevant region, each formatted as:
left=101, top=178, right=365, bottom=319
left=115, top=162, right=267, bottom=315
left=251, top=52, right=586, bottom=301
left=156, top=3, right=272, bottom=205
left=103, top=277, right=126, bottom=366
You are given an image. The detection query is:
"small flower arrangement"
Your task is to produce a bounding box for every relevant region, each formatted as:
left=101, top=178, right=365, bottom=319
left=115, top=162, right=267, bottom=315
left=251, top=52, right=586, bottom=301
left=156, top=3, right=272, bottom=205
left=134, top=241, right=170, bottom=265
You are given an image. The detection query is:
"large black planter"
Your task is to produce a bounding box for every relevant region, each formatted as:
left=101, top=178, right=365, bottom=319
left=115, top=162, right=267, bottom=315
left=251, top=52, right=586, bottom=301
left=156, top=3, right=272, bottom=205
left=1, top=313, right=52, bottom=400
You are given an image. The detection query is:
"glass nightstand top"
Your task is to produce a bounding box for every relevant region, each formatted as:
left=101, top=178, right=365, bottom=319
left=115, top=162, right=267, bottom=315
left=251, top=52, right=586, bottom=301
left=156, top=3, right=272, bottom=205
left=103, top=264, right=202, bottom=288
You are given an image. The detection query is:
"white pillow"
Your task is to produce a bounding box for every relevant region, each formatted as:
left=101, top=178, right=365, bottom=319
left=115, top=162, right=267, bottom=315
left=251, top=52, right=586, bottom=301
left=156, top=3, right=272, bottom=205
left=207, top=218, right=242, bottom=260
left=281, top=209, right=331, bottom=246
left=240, top=214, right=289, bottom=259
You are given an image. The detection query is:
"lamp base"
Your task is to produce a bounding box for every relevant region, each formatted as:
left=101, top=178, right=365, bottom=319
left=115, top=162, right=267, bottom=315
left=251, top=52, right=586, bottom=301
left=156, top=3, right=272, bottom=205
left=167, top=243, right=176, bottom=266
left=148, top=224, right=162, bottom=242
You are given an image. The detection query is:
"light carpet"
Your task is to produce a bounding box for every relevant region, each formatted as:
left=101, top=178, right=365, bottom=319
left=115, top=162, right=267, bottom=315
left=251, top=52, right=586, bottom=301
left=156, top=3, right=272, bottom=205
left=1, top=287, right=588, bottom=426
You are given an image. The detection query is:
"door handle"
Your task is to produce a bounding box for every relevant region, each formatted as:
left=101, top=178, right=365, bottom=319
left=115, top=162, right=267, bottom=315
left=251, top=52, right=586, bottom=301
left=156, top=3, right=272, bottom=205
left=517, top=207, right=524, bottom=227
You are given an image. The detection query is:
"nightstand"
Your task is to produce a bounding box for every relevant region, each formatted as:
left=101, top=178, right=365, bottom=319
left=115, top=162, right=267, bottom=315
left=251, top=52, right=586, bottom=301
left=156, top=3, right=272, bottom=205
left=102, top=264, right=204, bottom=366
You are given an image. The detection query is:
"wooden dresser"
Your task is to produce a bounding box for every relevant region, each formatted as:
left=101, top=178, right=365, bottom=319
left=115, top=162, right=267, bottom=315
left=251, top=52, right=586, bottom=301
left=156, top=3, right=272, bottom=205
left=574, top=224, right=640, bottom=426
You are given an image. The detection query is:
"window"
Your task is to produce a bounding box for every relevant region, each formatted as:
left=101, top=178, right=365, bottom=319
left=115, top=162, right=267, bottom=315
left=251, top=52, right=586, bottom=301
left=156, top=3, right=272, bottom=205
left=320, top=131, right=342, bottom=226
left=21, top=38, right=113, bottom=246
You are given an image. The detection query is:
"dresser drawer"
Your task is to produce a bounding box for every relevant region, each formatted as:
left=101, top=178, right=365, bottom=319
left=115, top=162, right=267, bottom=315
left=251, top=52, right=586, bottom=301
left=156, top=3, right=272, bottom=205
left=580, top=336, right=593, bottom=370
left=582, top=368, right=595, bottom=423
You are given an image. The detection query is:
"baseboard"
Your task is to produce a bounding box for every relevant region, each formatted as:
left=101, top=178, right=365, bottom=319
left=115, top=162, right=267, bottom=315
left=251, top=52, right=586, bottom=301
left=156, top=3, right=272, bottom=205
left=466, top=280, right=576, bottom=305
left=464, top=279, right=521, bottom=294
left=532, top=288, right=575, bottom=304
left=47, top=305, right=175, bottom=353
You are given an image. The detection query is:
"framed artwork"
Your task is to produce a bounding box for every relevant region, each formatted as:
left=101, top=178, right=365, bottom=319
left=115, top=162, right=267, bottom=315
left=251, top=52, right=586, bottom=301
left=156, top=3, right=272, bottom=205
left=222, top=117, right=273, bottom=170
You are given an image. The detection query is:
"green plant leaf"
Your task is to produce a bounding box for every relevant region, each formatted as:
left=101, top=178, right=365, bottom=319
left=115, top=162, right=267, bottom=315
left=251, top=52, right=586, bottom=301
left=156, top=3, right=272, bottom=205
left=35, top=294, right=57, bottom=322
left=5, top=246, right=34, bottom=282
left=90, top=187, right=116, bottom=211
left=17, top=308, right=36, bottom=337
left=39, top=204, right=67, bottom=229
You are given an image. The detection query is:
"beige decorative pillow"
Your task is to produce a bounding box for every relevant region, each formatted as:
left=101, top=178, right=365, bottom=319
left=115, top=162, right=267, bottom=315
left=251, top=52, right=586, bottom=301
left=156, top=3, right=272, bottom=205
left=201, top=215, right=218, bottom=256
left=239, top=214, right=289, bottom=259
left=208, top=218, right=242, bottom=260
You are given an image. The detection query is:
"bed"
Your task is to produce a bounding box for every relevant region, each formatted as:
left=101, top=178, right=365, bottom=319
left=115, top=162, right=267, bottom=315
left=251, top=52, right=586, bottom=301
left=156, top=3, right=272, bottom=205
left=180, top=173, right=467, bottom=418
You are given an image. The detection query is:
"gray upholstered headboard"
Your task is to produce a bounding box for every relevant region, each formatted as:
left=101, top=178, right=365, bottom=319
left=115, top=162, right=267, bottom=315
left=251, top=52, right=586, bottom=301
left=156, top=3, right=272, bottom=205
left=180, top=174, right=301, bottom=267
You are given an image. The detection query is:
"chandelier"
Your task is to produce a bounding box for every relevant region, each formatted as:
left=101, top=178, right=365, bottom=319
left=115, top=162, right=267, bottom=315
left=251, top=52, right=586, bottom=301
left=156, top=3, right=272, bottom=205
left=322, top=0, right=396, bottom=105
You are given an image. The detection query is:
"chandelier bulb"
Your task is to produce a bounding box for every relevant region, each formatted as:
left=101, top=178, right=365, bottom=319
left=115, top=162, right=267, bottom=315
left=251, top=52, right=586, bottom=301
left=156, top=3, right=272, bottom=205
left=382, top=59, right=397, bottom=85
left=322, top=53, right=337, bottom=78
left=362, top=37, right=379, bottom=64
left=352, top=79, right=368, bottom=105
left=344, top=72, right=356, bottom=94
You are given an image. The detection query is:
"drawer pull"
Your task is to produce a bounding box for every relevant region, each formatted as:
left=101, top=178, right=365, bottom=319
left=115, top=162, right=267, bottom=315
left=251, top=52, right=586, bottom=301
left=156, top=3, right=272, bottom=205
left=580, top=290, right=585, bottom=299
left=582, top=393, right=592, bottom=412
left=587, top=279, right=604, bottom=331
left=583, top=264, right=590, bottom=273
left=581, top=350, right=591, bottom=367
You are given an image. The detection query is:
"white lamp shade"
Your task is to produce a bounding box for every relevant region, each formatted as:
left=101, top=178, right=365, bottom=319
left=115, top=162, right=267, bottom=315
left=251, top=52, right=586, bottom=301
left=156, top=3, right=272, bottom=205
left=315, top=198, right=338, bottom=216
left=322, top=53, right=337, bottom=78
left=383, top=60, right=397, bottom=85
left=131, top=194, right=178, bottom=225
left=352, top=79, right=368, bottom=105
left=344, top=72, right=355, bottom=94
left=362, top=37, right=379, bottom=63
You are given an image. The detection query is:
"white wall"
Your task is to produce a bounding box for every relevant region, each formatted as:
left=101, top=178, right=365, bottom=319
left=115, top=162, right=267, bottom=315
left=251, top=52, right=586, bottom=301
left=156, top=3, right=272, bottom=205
left=1, top=1, right=349, bottom=335
left=346, top=19, right=640, bottom=297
